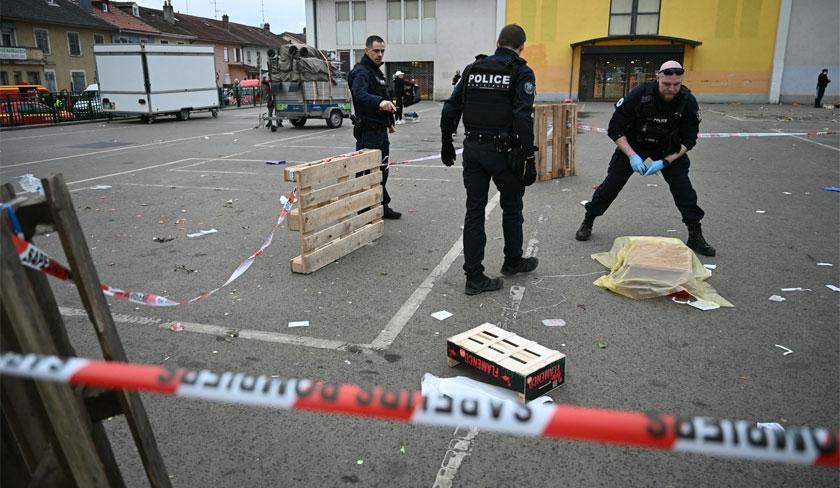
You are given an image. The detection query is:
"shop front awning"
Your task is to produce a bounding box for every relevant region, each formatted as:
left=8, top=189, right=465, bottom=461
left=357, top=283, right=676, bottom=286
left=571, top=35, right=702, bottom=48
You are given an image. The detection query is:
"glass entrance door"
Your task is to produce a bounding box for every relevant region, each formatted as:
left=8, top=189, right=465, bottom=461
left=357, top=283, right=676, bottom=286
left=579, top=52, right=682, bottom=101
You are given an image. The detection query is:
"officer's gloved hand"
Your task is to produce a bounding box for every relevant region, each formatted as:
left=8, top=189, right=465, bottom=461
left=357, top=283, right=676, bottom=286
left=644, top=160, right=666, bottom=176
left=441, top=139, right=456, bottom=167
left=523, top=156, right=537, bottom=186
left=629, top=154, right=647, bottom=175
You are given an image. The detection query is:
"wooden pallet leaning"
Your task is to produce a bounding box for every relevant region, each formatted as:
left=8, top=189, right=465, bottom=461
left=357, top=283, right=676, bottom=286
left=534, top=103, right=577, bottom=180
left=447, top=323, right=566, bottom=403
left=0, top=176, right=171, bottom=487
left=283, top=149, right=385, bottom=274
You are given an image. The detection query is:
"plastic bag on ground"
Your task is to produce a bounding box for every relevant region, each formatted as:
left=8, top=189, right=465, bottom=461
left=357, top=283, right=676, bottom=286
left=591, top=236, right=733, bottom=307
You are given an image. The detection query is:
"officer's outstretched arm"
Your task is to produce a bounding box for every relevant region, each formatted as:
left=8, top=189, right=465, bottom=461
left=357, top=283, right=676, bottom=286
left=511, top=69, right=536, bottom=158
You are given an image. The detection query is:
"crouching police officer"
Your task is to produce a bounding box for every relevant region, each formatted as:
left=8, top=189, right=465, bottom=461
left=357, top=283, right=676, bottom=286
left=349, top=35, right=401, bottom=219
left=576, top=61, right=716, bottom=256
left=441, top=24, right=539, bottom=295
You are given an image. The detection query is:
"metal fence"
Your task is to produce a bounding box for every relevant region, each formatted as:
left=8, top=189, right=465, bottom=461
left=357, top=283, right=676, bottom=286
left=218, top=86, right=262, bottom=108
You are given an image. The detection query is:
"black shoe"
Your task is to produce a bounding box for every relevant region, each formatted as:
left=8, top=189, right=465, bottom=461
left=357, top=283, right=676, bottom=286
left=500, top=257, right=539, bottom=276
left=686, top=223, right=716, bottom=257
left=575, top=218, right=594, bottom=241
left=465, top=273, right=503, bottom=295
left=383, top=206, right=402, bottom=220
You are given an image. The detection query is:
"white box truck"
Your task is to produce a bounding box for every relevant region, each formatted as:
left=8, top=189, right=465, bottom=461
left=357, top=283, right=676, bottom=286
left=94, top=44, right=219, bottom=123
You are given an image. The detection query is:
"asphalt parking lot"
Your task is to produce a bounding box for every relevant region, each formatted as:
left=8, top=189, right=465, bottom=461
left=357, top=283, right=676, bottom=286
left=1, top=101, right=838, bottom=487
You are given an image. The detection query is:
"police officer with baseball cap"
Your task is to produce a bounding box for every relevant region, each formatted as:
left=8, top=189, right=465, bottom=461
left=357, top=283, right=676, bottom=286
left=575, top=60, right=716, bottom=256
left=441, top=24, right=539, bottom=295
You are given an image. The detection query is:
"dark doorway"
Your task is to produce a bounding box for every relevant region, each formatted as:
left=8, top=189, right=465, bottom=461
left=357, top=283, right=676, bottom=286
left=386, top=61, right=434, bottom=100
left=578, top=49, right=683, bottom=101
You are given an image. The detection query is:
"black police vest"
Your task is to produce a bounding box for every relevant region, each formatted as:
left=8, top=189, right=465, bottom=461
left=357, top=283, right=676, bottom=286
left=634, top=82, right=688, bottom=149
left=462, top=58, right=518, bottom=131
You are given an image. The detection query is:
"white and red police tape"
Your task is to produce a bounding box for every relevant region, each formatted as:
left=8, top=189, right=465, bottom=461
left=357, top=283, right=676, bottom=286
left=1, top=350, right=836, bottom=467
left=11, top=190, right=297, bottom=307
left=576, top=124, right=839, bottom=139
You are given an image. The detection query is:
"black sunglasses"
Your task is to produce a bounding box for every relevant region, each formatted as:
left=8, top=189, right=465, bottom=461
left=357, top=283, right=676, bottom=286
left=659, top=68, right=685, bottom=76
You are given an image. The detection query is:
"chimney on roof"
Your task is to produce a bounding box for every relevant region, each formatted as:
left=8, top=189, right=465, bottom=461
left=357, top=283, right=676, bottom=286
left=263, top=23, right=270, bottom=33
left=163, top=0, right=175, bottom=23
left=79, top=0, right=92, bottom=13
left=222, top=14, right=229, bottom=29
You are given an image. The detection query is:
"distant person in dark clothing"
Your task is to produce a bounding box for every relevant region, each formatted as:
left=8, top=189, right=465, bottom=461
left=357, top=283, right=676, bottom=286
left=393, top=71, right=405, bottom=124
left=451, top=69, right=461, bottom=86
left=815, top=69, right=831, bottom=107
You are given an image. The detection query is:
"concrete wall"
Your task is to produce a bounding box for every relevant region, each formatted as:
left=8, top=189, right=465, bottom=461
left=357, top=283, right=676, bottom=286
left=306, top=0, right=498, bottom=100
left=779, top=0, right=839, bottom=104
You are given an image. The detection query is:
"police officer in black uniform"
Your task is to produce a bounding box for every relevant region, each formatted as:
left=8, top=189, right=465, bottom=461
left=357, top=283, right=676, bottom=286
left=575, top=61, right=716, bottom=257
left=349, top=35, right=401, bottom=220
left=441, top=24, right=539, bottom=295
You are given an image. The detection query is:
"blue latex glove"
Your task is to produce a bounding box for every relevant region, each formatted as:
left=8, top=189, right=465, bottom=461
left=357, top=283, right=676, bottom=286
left=629, top=154, right=647, bottom=175
left=644, top=160, right=666, bottom=176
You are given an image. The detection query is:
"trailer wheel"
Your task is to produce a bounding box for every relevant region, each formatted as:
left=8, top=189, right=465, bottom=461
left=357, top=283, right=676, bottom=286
left=141, top=115, right=155, bottom=124
left=290, top=118, right=306, bottom=128
left=176, top=109, right=191, bottom=121
left=326, top=110, right=343, bottom=128
left=211, top=109, right=219, bottom=118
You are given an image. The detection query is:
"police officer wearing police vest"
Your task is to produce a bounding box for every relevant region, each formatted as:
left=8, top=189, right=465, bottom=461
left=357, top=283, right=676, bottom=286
left=575, top=61, right=716, bottom=257
left=349, top=35, right=402, bottom=220
left=441, top=24, right=539, bottom=295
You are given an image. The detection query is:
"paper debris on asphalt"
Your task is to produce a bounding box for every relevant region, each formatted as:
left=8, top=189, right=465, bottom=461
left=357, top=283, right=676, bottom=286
left=768, top=295, right=786, bottom=302
left=187, top=228, right=218, bottom=238
left=755, top=210, right=766, bottom=214
left=421, top=373, right=553, bottom=407
left=782, top=191, right=792, bottom=195
left=816, top=262, right=833, bottom=267
left=774, top=344, right=793, bottom=356
left=542, top=319, right=566, bottom=327
left=431, top=310, right=453, bottom=321
left=169, top=322, right=185, bottom=332
left=757, top=422, right=785, bottom=432
left=17, top=174, right=43, bottom=194
left=780, top=287, right=811, bottom=292
left=703, top=264, right=717, bottom=270
left=688, top=299, right=721, bottom=311
left=820, top=186, right=840, bottom=192
left=826, top=285, right=840, bottom=292
left=580, top=200, right=589, bottom=206
left=288, top=321, right=309, bottom=328
left=266, top=160, right=286, bottom=165
left=153, top=236, right=175, bottom=243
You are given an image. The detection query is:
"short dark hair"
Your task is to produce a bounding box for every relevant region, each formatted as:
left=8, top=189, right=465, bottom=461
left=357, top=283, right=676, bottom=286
left=366, top=35, right=384, bottom=48
left=497, top=24, right=526, bottom=50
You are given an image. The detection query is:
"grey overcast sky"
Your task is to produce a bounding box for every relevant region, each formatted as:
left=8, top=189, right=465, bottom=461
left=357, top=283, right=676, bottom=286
left=134, top=0, right=307, bottom=34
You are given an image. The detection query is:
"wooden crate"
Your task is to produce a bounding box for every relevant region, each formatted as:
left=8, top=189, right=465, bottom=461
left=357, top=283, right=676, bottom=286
left=447, top=323, right=566, bottom=403
left=534, top=103, right=577, bottom=180
left=283, top=149, right=385, bottom=274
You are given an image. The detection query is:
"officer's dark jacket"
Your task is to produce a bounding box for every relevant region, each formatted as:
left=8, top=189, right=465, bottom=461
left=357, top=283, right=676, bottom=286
left=607, top=80, right=700, bottom=157
left=349, top=54, right=390, bottom=126
left=441, top=47, right=536, bottom=158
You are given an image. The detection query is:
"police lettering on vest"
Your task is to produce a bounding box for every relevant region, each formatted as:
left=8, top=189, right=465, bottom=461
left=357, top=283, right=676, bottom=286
left=462, top=58, right=518, bottom=131
left=634, top=81, right=688, bottom=152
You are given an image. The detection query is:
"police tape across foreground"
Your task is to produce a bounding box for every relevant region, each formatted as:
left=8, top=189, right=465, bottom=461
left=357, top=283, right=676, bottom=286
left=1, top=351, right=837, bottom=468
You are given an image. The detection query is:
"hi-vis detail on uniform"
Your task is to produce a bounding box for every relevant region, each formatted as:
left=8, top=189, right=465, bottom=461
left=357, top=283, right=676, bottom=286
left=467, top=73, right=512, bottom=90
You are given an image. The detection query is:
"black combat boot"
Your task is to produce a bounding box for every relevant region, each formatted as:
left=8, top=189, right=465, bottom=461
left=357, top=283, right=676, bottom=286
left=465, top=273, right=503, bottom=295
left=575, top=215, right=595, bottom=241
left=383, top=206, right=402, bottom=220
left=500, top=257, right=539, bottom=276
left=686, top=222, right=716, bottom=256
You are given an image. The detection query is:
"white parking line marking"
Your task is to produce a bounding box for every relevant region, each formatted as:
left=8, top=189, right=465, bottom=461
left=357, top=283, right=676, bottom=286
left=105, top=182, right=282, bottom=193
left=1, top=124, right=132, bottom=141
left=390, top=177, right=452, bottom=182
left=66, top=158, right=194, bottom=186
left=773, top=128, right=840, bottom=152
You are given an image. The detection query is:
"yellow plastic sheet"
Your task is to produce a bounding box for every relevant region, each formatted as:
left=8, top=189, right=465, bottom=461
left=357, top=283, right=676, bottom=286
left=591, top=236, right=733, bottom=307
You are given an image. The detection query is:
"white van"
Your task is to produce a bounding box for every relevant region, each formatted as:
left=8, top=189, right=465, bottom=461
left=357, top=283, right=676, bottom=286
left=72, top=83, right=102, bottom=115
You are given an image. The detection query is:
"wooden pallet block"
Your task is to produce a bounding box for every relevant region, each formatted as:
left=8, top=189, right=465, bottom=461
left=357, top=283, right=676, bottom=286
left=447, top=323, right=566, bottom=403
left=534, top=105, right=553, bottom=181
left=557, top=103, right=577, bottom=177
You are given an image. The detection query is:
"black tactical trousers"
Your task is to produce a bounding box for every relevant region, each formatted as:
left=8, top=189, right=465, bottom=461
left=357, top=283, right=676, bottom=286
left=585, top=149, right=705, bottom=224
left=355, top=126, right=391, bottom=206
left=462, top=139, right=525, bottom=276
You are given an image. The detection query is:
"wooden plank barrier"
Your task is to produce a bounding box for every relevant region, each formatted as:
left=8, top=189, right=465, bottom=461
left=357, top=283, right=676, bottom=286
left=534, top=103, right=577, bottom=180
left=283, top=150, right=385, bottom=274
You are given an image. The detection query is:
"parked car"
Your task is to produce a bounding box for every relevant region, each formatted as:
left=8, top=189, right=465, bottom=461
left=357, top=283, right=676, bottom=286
left=72, top=83, right=103, bottom=116
left=0, top=100, right=75, bottom=126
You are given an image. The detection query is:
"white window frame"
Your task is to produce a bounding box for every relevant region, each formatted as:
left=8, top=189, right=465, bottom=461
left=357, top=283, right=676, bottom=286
left=223, top=47, right=229, bottom=62
left=67, top=31, right=82, bottom=56
left=69, top=69, right=86, bottom=92
left=44, top=69, right=57, bottom=92
left=33, top=29, right=51, bottom=54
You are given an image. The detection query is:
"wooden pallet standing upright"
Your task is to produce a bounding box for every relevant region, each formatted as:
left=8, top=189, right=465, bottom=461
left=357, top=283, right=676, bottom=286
left=284, top=149, right=385, bottom=274
left=0, top=176, right=171, bottom=487
left=534, top=103, right=577, bottom=180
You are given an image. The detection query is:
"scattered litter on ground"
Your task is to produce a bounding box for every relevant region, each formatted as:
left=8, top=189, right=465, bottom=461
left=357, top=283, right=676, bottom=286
left=421, top=373, right=553, bottom=407
left=174, top=218, right=187, bottom=225
left=780, top=287, right=810, bottom=292
left=666, top=229, right=677, bottom=232
left=768, top=295, right=786, bottom=302
left=580, top=200, right=589, bottom=206
left=774, top=344, right=793, bottom=356
left=203, top=136, right=209, bottom=140
left=591, top=184, right=598, bottom=189
left=596, top=342, right=608, bottom=349
left=755, top=210, right=766, bottom=214
left=17, top=174, right=43, bottom=194
left=212, top=350, right=218, bottom=354
left=90, top=185, right=112, bottom=190
left=737, top=375, right=750, bottom=381
left=821, top=186, right=840, bottom=192
left=782, top=191, right=792, bottom=195
left=400, top=446, right=406, bottom=455
left=688, top=299, right=720, bottom=311
left=431, top=310, right=453, bottom=321
left=288, top=320, right=309, bottom=328
left=542, top=319, right=566, bottom=327
left=224, top=199, right=235, bottom=208
left=356, top=460, right=364, bottom=465
left=344, top=360, right=351, bottom=365
left=153, top=236, right=175, bottom=243
left=646, top=183, right=658, bottom=187
left=757, top=422, right=785, bottom=432
left=816, top=262, right=833, bottom=267
left=561, top=188, right=572, bottom=192
left=826, top=285, right=840, bottom=292
left=703, top=264, right=717, bottom=270
left=173, top=264, right=196, bottom=273
left=169, top=322, right=185, bottom=332
left=187, top=228, right=218, bottom=238
left=266, top=160, right=286, bottom=165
